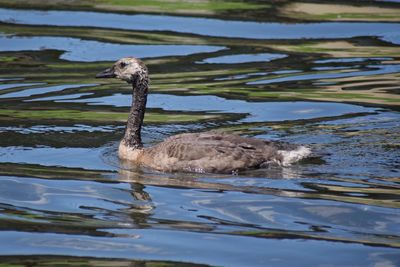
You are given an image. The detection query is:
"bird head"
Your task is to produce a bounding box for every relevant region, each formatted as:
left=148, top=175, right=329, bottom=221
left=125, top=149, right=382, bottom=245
left=96, top=57, right=148, bottom=84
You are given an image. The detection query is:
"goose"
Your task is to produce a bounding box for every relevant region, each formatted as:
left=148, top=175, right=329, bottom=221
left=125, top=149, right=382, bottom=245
left=96, top=57, right=311, bottom=174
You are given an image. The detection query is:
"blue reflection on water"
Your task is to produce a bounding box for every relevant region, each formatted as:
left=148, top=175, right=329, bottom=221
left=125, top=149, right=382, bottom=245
left=198, top=53, right=287, bottom=64
left=0, top=146, right=113, bottom=170
left=0, top=8, right=399, bottom=40
left=54, top=93, right=376, bottom=122
left=249, top=64, right=400, bottom=85
left=0, top=35, right=224, bottom=62
left=1, top=230, right=398, bottom=267
left=0, top=83, right=44, bottom=91
left=0, top=84, right=95, bottom=98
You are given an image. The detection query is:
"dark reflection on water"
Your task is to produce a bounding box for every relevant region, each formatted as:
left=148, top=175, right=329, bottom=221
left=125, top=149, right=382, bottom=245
left=0, top=2, right=400, bottom=267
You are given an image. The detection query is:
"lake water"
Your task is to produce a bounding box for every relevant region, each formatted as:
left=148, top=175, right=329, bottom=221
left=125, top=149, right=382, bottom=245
left=0, top=1, right=399, bottom=266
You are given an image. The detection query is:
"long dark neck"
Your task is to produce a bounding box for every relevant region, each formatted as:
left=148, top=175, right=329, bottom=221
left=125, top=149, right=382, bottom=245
left=122, top=75, right=149, bottom=148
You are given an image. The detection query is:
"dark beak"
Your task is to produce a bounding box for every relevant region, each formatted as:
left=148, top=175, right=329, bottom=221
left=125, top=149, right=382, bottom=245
left=96, top=67, right=116, bottom=78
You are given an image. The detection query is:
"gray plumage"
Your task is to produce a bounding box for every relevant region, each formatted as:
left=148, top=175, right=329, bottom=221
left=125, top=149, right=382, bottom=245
left=96, top=57, right=311, bottom=174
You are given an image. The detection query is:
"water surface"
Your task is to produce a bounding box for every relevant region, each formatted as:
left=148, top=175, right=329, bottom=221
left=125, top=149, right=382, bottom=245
left=0, top=1, right=399, bottom=267
left=1, top=8, right=399, bottom=41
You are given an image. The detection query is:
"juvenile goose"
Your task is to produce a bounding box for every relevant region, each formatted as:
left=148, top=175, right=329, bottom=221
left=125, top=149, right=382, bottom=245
left=96, top=57, right=311, bottom=174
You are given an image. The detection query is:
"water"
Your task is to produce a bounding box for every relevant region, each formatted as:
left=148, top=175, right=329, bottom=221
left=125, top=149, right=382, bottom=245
left=0, top=35, right=224, bottom=62
left=1, top=8, right=399, bottom=41
left=0, top=1, right=399, bottom=266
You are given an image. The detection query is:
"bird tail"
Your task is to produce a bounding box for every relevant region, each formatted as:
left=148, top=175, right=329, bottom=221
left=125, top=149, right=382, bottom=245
left=278, top=146, right=311, bottom=166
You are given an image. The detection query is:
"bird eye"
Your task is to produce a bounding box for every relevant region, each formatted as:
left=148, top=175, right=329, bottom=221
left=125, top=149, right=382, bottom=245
left=119, top=62, right=127, bottom=68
